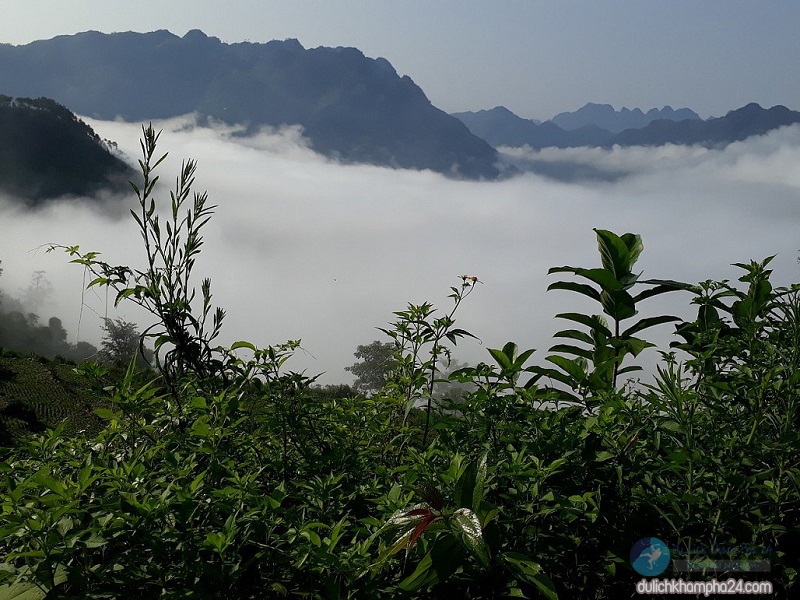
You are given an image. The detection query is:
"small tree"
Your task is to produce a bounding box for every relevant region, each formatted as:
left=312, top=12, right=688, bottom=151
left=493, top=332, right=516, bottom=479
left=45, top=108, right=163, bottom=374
left=345, top=340, right=396, bottom=395
left=100, top=317, right=150, bottom=366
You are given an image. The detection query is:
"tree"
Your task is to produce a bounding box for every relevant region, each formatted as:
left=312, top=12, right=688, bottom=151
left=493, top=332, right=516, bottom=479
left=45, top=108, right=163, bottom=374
left=345, top=340, right=396, bottom=395
left=100, top=317, right=151, bottom=367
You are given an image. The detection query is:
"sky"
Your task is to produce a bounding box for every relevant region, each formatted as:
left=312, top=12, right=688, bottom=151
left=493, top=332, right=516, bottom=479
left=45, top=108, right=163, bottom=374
left=1, top=1, right=799, bottom=120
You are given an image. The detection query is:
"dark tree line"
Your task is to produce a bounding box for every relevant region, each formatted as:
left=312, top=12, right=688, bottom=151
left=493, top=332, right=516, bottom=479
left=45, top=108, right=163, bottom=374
left=0, top=262, right=150, bottom=365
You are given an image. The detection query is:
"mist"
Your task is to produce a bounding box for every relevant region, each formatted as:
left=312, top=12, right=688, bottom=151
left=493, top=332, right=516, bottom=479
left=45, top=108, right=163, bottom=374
left=2, top=117, right=800, bottom=384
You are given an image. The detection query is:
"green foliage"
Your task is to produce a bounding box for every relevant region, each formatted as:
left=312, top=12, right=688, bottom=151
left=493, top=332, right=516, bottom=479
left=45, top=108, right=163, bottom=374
left=380, top=276, right=479, bottom=444
left=534, top=228, right=686, bottom=405
left=51, top=124, right=228, bottom=400
left=345, top=340, right=395, bottom=396
left=1, top=130, right=797, bottom=598
left=99, top=317, right=153, bottom=368
left=0, top=306, right=98, bottom=362
left=0, top=96, right=132, bottom=202
left=0, top=352, right=107, bottom=446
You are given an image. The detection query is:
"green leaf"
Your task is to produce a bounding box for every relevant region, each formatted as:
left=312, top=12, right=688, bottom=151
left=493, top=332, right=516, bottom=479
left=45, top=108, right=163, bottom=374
left=398, top=536, right=464, bottom=592
left=622, top=315, right=681, bottom=337
left=551, top=267, right=622, bottom=292
left=230, top=340, right=256, bottom=351
left=503, top=552, right=559, bottom=600
left=0, top=582, right=46, bottom=600
left=600, top=289, right=636, bottom=321
left=452, top=508, right=489, bottom=567
left=93, top=407, right=117, bottom=420
left=595, top=229, right=634, bottom=277
left=554, top=313, right=612, bottom=338
left=545, top=355, right=587, bottom=383
left=454, top=454, right=487, bottom=511
left=488, top=348, right=513, bottom=371
left=553, top=329, right=595, bottom=345
left=546, top=281, right=600, bottom=301
left=548, top=344, right=593, bottom=360
left=633, top=282, right=688, bottom=302
left=80, top=534, right=107, bottom=549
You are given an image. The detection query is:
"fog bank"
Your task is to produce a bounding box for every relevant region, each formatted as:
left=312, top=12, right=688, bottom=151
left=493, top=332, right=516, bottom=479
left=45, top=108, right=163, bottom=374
left=2, top=118, right=799, bottom=383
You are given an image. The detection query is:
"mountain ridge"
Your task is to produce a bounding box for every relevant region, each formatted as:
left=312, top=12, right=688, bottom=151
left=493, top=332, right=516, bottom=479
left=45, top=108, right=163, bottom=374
left=550, top=102, right=701, bottom=133
left=0, top=30, right=499, bottom=179
left=453, top=103, right=800, bottom=151
left=0, top=95, right=133, bottom=203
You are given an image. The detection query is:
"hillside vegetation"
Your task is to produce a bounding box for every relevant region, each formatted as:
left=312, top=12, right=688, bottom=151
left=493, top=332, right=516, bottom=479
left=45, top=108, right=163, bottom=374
left=0, top=352, right=107, bottom=446
left=0, top=95, right=133, bottom=202
left=0, top=127, right=796, bottom=599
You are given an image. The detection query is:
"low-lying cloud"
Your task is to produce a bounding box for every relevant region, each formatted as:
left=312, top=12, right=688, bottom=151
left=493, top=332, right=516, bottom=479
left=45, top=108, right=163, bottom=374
left=2, top=117, right=799, bottom=384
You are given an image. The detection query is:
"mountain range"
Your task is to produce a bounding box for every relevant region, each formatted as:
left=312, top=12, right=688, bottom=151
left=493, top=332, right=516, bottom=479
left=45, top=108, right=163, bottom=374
left=550, top=103, right=701, bottom=133
left=1, top=29, right=800, bottom=196
left=452, top=103, right=800, bottom=150
left=0, top=30, right=499, bottom=179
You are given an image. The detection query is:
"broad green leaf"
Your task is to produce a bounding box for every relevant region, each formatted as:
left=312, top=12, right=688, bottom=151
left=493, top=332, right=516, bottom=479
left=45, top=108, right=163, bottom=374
left=548, top=344, right=593, bottom=360
left=600, top=289, right=636, bottom=321
left=633, top=281, right=690, bottom=302
left=501, top=341, right=519, bottom=362
left=0, top=582, right=45, bottom=600
left=546, top=355, right=587, bottom=383
left=93, top=407, right=117, bottom=419
left=622, top=315, right=681, bottom=337
left=548, top=266, right=620, bottom=291
left=230, top=340, right=256, bottom=351
left=513, top=348, right=536, bottom=369
left=503, top=552, right=559, bottom=600
left=488, top=348, right=513, bottom=371
left=553, top=329, right=595, bottom=345
left=398, top=536, right=464, bottom=592
left=595, top=229, right=635, bottom=277
left=452, top=508, right=489, bottom=567
left=546, top=281, right=601, bottom=301
left=554, top=313, right=612, bottom=338
left=595, top=451, right=615, bottom=462
left=80, top=534, right=107, bottom=549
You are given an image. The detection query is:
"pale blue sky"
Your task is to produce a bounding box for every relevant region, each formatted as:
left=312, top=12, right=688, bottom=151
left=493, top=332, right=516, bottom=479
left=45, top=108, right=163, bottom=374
left=2, top=1, right=798, bottom=120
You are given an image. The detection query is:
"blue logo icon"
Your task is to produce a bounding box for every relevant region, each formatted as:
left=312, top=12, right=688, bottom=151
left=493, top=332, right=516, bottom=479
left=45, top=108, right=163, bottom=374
left=631, top=537, right=671, bottom=576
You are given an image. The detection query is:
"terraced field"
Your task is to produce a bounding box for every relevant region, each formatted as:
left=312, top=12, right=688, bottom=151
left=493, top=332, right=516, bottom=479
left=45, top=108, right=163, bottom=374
left=0, top=351, right=108, bottom=445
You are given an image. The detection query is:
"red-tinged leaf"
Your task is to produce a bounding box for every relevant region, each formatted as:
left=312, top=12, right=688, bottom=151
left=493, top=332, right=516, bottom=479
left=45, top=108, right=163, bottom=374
left=408, top=513, right=436, bottom=551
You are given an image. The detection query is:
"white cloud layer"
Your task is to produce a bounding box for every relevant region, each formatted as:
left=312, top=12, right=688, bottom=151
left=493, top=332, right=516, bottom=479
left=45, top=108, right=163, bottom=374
left=2, top=118, right=800, bottom=384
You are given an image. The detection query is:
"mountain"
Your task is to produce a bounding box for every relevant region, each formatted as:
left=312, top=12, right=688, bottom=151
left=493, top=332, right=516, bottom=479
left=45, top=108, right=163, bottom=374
left=452, top=106, right=612, bottom=149
left=454, top=103, right=800, bottom=152
left=551, top=102, right=700, bottom=134
left=0, top=30, right=499, bottom=179
left=611, top=103, right=800, bottom=147
left=0, top=95, right=133, bottom=202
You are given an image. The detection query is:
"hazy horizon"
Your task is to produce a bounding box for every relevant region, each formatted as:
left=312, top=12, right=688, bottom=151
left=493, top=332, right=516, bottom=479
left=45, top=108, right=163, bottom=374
left=2, top=116, right=800, bottom=384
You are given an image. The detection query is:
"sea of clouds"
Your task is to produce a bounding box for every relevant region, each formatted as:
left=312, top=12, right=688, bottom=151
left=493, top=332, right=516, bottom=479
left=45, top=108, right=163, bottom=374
left=2, top=116, right=800, bottom=384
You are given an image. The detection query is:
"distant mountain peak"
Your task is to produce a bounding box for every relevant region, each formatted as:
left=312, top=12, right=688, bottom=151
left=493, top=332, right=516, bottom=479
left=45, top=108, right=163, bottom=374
left=551, top=102, right=701, bottom=134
